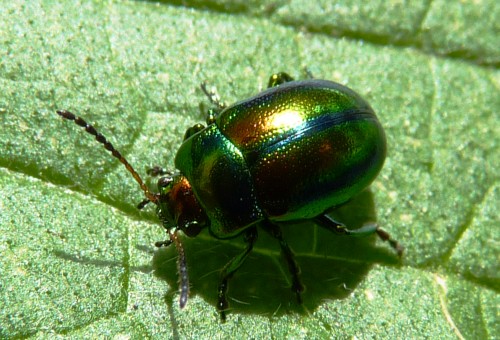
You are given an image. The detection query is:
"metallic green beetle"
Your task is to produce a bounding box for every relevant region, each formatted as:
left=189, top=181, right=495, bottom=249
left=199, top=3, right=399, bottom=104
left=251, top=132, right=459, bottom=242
left=57, top=72, right=401, bottom=322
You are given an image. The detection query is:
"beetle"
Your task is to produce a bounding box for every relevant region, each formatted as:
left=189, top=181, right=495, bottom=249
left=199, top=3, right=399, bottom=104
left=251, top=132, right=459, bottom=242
left=57, top=72, right=402, bottom=321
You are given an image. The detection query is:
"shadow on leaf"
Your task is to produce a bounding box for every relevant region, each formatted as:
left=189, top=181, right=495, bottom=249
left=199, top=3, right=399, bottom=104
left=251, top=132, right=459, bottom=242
left=152, top=190, right=402, bottom=318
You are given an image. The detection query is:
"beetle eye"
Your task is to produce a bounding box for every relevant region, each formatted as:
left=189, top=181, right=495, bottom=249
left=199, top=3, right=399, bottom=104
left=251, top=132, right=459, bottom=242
left=158, top=176, right=173, bottom=188
left=181, top=221, right=203, bottom=237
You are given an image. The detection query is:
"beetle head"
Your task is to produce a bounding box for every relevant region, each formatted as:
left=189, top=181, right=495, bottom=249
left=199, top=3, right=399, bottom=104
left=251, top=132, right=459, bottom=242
left=156, top=173, right=209, bottom=237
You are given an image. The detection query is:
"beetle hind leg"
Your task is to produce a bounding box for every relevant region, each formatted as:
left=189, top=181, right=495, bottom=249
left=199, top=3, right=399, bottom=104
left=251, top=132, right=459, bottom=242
left=374, top=227, right=404, bottom=257
left=262, top=221, right=304, bottom=304
left=316, top=214, right=403, bottom=256
left=218, top=227, right=258, bottom=322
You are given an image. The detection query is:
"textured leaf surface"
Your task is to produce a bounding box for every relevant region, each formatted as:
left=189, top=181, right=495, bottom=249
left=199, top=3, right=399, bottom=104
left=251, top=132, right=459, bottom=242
left=0, top=0, right=498, bottom=338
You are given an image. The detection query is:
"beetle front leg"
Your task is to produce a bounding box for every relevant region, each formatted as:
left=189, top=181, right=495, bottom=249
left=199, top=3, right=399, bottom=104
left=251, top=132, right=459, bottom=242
left=146, top=166, right=171, bottom=177
left=218, top=227, right=258, bottom=322
left=136, top=167, right=171, bottom=209
left=262, top=221, right=304, bottom=303
left=316, top=214, right=404, bottom=256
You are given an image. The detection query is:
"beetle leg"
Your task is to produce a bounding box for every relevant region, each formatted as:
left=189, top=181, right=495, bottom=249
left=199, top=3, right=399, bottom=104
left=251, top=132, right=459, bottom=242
left=267, top=72, right=295, bottom=87
left=154, top=239, right=173, bottom=248
left=135, top=167, right=172, bottom=209
left=200, top=81, right=226, bottom=111
left=137, top=167, right=171, bottom=209
left=374, top=227, right=404, bottom=257
left=218, top=227, right=258, bottom=322
left=183, top=123, right=206, bottom=140
left=303, top=67, right=314, bottom=79
left=137, top=198, right=151, bottom=210
left=316, top=214, right=404, bottom=256
left=262, top=221, right=304, bottom=304
left=146, top=166, right=171, bottom=177
left=199, top=81, right=224, bottom=125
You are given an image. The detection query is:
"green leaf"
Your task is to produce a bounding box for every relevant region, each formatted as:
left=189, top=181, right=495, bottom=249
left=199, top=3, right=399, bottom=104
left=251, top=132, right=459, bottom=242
left=1, top=0, right=498, bottom=338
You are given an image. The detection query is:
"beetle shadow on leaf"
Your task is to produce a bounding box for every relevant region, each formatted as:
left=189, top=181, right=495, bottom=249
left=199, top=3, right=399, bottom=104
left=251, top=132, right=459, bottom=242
left=152, top=189, right=401, bottom=319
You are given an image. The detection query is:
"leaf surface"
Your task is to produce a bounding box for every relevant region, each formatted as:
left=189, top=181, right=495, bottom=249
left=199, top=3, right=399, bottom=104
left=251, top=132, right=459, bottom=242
left=0, top=1, right=498, bottom=338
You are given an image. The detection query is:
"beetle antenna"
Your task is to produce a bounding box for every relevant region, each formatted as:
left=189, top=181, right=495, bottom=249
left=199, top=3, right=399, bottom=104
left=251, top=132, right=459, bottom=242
left=56, top=110, right=158, bottom=205
left=169, top=230, right=189, bottom=308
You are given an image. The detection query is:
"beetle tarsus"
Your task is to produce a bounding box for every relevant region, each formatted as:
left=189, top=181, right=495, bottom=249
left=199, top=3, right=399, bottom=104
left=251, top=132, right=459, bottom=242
left=375, top=227, right=404, bottom=257
left=217, top=227, right=258, bottom=321
left=316, top=215, right=403, bottom=256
